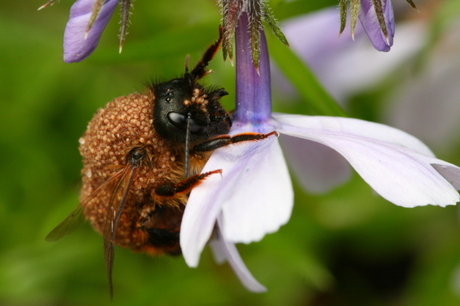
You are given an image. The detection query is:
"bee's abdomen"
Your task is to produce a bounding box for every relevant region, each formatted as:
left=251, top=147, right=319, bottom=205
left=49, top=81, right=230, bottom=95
left=145, top=228, right=181, bottom=255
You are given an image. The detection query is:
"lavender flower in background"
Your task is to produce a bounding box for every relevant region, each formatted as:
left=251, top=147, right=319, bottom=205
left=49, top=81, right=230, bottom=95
left=40, top=0, right=132, bottom=63
left=180, top=8, right=460, bottom=291
left=339, top=0, right=416, bottom=51
left=384, top=17, right=460, bottom=153
left=278, top=8, right=426, bottom=103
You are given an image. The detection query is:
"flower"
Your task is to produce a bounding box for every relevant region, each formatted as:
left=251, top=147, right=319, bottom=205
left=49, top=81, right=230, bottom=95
left=64, top=0, right=117, bottom=62
left=63, top=0, right=132, bottom=63
left=339, top=0, right=397, bottom=52
left=180, top=11, right=460, bottom=291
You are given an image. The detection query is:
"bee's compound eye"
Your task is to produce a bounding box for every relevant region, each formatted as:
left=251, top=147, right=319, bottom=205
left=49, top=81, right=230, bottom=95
left=167, top=112, right=207, bottom=135
left=167, top=112, right=185, bottom=126
left=127, top=148, right=145, bottom=166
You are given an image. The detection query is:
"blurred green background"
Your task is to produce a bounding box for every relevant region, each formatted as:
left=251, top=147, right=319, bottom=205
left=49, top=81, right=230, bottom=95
left=2, top=0, right=460, bottom=305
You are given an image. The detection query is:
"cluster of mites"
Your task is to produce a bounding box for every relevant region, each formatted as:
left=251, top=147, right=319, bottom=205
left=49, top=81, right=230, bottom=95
left=78, top=91, right=189, bottom=253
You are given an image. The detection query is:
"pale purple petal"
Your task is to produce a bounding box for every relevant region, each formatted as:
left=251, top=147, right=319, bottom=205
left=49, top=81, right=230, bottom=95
left=279, top=134, right=351, bottom=193
left=64, top=0, right=119, bottom=63
left=273, top=114, right=460, bottom=207
left=181, top=124, right=292, bottom=267
left=359, top=0, right=395, bottom=51
left=209, top=219, right=266, bottom=292
left=219, top=125, right=293, bottom=243
left=180, top=171, right=222, bottom=267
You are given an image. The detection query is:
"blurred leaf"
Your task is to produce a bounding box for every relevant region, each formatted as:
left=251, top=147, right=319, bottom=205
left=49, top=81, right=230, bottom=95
left=272, top=0, right=338, bottom=21
left=89, top=23, right=221, bottom=65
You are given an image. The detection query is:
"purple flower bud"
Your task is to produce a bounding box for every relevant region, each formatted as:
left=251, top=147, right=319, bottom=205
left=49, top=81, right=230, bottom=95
left=63, top=0, right=119, bottom=63
left=359, top=0, right=395, bottom=52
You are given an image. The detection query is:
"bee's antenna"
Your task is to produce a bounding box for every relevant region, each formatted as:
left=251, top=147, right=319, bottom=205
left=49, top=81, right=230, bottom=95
left=184, top=113, right=191, bottom=178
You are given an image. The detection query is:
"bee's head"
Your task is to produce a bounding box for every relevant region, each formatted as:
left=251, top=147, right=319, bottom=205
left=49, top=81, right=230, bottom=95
left=152, top=30, right=230, bottom=144
left=152, top=77, right=231, bottom=143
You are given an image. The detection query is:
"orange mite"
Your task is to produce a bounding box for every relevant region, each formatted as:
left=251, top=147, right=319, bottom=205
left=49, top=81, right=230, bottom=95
left=46, top=31, right=276, bottom=296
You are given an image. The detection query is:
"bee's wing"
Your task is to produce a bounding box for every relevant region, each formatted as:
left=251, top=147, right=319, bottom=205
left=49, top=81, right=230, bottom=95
left=102, top=166, right=137, bottom=298
left=45, top=204, right=85, bottom=242
left=45, top=168, right=126, bottom=242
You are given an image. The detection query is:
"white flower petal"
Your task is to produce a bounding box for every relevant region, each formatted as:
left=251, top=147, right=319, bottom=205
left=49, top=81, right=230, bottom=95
left=274, top=113, right=434, bottom=155
left=181, top=128, right=292, bottom=266
left=220, top=137, right=292, bottom=243
left=279, top=134, right=351, bottom=193
left=273, top=114, right=460, bottom=207
left=209, top=219, right=266, bottom=292
left=180, top=171, right=223, bottom=267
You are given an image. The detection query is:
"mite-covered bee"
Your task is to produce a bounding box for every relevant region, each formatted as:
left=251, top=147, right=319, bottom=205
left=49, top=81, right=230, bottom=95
left=46, top=31, right=276, bottom=296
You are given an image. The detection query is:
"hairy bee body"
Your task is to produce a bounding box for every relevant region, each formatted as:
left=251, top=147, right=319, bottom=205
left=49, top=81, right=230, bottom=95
left=79, top=91, right=211, bottom=255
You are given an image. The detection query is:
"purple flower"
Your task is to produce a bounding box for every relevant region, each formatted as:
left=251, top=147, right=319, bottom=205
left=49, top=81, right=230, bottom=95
left=180, top=12, right=460, bottom=291
left=62, top=0, right=133, bottom=63
left=64, top=0, right=119, bottom=63
left=359, top=0, right=395, bottom=51
left=340, top=0, right=397, bottom=52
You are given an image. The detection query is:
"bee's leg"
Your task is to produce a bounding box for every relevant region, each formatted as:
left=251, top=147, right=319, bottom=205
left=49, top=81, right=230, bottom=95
left=193, top=131, right=278, bottom=153
left=155, top=169, right=222, bottom=197
left=190, top=26, right=224, bottom=79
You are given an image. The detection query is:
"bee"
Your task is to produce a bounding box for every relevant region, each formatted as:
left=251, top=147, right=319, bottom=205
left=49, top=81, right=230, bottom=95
left=46, top=30, right=277, bottom=296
